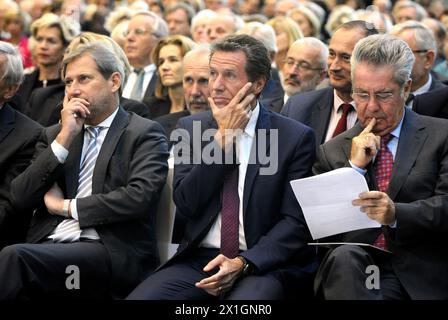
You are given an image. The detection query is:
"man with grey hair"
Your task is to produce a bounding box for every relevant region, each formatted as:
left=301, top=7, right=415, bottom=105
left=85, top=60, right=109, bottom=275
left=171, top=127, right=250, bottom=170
left=280, top=37, right=328, bottom=102
left=0, top=42, right=169, bottom=299
left=0, top=41, right=42, bottom=249
left=392, top=0, right=427, bottom=24
left=313, top=34, right=448, bottom=300
left=390, top=21, right=446, bottom=105
left=123, top=11, right=169, bottom=112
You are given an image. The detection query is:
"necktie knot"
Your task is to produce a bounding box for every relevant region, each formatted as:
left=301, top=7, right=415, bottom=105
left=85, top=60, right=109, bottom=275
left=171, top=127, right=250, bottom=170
left=134, top=68, right=143, bottom=75
left=380, top=134, right=392, bottom=147
left=405, top=93, right=414, bottom=105
left=340, top=103, right=353, bottom=114
left=86, top=126, right=102, bottom=140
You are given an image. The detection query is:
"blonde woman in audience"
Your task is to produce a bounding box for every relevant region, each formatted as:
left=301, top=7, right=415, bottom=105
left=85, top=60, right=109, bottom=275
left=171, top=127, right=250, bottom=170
left=288, top=5, right=322, bottom=38
left=2, top=9, right=32, bottom=68
left=150, top=35, right=196, bottom=116
left=267, top=16, right=303, bottom=70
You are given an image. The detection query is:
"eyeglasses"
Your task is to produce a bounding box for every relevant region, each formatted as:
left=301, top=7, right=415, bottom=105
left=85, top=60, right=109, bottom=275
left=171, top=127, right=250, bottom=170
left=283, top=58, right=324, bottom=71
left=351, top=91, right=395, bottom=103
left=412, top=49, right=429, bottom=54
left=124, top=28, right=156, bottom=37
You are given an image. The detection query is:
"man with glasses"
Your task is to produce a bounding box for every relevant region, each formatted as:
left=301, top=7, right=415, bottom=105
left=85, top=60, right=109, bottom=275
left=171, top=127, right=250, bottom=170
left=313, top=34, right=448, bottom=300
left=390, top=21, right=446, bottom=107
left=123, top=11, right=169, bottom=117
left=282, top=21, right=378, bottom=145
left=280, top=37, right=328, bottom=104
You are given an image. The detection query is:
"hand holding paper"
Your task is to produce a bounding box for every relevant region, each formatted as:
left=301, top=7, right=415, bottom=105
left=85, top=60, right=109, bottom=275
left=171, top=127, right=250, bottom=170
left=290, top=167, right=381, bottom=240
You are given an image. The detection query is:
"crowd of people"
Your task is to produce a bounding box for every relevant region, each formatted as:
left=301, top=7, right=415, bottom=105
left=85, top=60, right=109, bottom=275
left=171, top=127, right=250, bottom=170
left=0, top=0, right=448, bottom=301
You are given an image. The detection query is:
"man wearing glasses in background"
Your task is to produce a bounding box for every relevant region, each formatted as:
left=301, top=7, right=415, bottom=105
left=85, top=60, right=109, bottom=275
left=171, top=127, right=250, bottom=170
left=313, top=34, right=448, bottom=300
left=282, top=21, right=378, bottom=145
left=280, top=37, right=328, bottom=104
left=123, top=11, right=168, bottom=117
left=390, top=21, right=446, bottom=108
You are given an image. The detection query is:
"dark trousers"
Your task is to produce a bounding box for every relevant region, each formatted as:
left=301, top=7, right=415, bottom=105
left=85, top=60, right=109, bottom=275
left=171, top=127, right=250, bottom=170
left=0, top=240, right=112, bottom=300
left=126, top=248, right=285, bottom=300
left=314, top=245, right=410, bottom=300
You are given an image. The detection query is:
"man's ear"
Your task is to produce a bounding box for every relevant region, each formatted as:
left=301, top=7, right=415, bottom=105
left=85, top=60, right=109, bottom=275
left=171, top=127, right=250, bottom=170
left=3, top=84, right=19, bottom=100
left=424, top=50, right=436, bottom=70
left=110, top=72, right=121, bottom=93
left=251, top=77, right=267, bottom=96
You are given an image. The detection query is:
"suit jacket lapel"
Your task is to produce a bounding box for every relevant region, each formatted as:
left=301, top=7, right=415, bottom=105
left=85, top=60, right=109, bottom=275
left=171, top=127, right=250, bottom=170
left=92, top=107, right=129, bottom=194
left=0, top=104, right=15, bottom=144
left=65, top=128, right=84, bottom=198
left=388, top=109, right=426, bottom=200
left=311, top=87, right=333, bottom=144
left=243, top=105, right=271, bottom=217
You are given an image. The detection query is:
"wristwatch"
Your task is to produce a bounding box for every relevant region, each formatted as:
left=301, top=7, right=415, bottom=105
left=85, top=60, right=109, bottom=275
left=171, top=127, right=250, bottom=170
left=237, top=256, right=255, bottom=276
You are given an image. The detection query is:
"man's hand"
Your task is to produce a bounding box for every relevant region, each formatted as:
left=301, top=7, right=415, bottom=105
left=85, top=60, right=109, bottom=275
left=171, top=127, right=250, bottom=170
left=44, top=183, right=65, bottom=216
left=56, top=94, right=91, bottom=149
left=350, top=118, right=380, bottom=169
left=352, top=191, right=396, bottom=225
left=209, top=82, right=255, bottom=150
left=195, top=254, right=244, bottom=296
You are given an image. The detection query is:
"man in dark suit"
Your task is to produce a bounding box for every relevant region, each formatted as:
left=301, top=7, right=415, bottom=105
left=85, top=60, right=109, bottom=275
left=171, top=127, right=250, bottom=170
left=412, top=87, right=448, bottom=119
left=282, top=21, right=378, bottom=145
left=390, top=21, right=447, bottom=106
left=123, top=11, right=169, bottom=117
left=0, top=42, right=169, bottom=299
left=127, top=34, right=317, bottom=300
left=313, top=34, right=448, bottom=299
left=0, top=42, right=43, bottom=249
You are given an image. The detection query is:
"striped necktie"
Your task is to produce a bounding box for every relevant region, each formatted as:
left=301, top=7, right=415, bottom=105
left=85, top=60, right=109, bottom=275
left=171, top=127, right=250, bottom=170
left=130, top=69, right=145, bottom=101
left=49, top=127, right=103, bottom=243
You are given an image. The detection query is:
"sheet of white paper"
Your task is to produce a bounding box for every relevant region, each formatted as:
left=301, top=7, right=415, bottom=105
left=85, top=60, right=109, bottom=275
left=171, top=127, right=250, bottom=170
left=290, top=167, right=381, bottom=240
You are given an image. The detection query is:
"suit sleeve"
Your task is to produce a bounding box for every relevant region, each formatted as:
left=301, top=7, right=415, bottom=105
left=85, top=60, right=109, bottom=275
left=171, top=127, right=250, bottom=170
left=0, top=124, right=42, bottom=227
left=242, top=127, right=317, bottom=272
left=76, top=121, right=168, bottom=227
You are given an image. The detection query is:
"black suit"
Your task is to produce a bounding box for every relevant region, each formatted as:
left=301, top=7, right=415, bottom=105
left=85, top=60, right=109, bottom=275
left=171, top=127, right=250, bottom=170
left=0, top=108, right=169, bottom=299
left=127, top=105, right=318, bottom=300
left=154, top=109, right=190, bottom=139
left=0, top=104, right=42, bottom=248
left=259, top=67, right=285, bottom=113
left=313, top=109, right=448, bottom=299
left=14, top=69, right=63, bottom=113
left=24, top=83, right=151, bottom=126
left=412, top=87, right=448, bottom=119
left=281, top=87, right=335, bottom=145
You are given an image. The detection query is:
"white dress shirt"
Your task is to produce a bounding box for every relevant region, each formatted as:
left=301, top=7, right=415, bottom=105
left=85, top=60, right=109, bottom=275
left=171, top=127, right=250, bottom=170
left=122, top=64, right=156, bottom=100
left=49, top=108, right=119, bottom=240
left=324, top=90, right=357, bottom=143
left=199, top=103, right=261, bottom=251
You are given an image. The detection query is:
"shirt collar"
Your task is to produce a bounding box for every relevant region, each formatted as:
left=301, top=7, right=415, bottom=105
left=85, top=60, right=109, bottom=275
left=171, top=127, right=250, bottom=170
left=333, top=89, right=356, bottom=112
left=84, top=107, right=118, bottom=130
left=244, top=101, right=260, bottom=138
left=133, top=64, right=156, bottom=73
left=412, top=73, right=432, bottom=96
left=389, top=110, right=405, bottom=140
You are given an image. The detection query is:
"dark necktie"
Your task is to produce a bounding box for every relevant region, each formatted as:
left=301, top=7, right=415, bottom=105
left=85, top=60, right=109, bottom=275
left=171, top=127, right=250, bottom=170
left=373, top=134, right=393, bottom=250
left=220, top=169, right=240, bottom=258
left=130, top=69, right=144, bottom=101
left=332, top=103, right=353, bottom=138
left=405, top=93, right=415, bottom=106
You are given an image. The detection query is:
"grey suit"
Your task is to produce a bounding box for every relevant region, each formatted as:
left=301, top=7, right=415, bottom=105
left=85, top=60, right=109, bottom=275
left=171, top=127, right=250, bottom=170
left=313, top=108, right=448, bottom=299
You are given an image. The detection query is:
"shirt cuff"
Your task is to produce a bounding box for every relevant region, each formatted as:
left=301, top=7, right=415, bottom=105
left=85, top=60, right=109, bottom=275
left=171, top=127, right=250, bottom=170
left=389, top=220, right=397, bottom=228
left=51, top=140, right=69, bottom=163
left=70, top=199, right=78, bottom=220
left=349, top=160, right=367, bottom=175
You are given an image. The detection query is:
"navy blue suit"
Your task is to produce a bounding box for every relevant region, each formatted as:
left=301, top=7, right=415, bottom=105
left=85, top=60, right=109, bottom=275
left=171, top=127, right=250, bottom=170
left=127, top=104, right=318, bottom=300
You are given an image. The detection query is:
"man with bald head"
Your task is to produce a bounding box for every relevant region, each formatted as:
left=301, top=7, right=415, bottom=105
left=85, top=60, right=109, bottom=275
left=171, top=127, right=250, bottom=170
left=206, top=14, right=238, bottom=43
left=155, top=46, right=211, bottom=138
left=280, top=37, right=328, bottom=103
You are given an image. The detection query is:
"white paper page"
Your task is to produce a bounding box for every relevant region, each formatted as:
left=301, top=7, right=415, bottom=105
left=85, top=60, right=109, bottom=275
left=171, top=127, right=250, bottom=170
left=290, top=167, right=381, bottom=240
